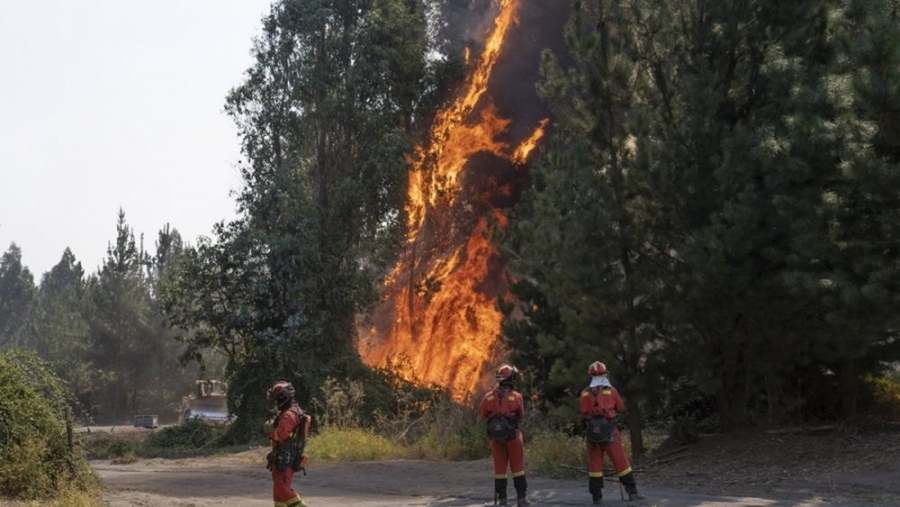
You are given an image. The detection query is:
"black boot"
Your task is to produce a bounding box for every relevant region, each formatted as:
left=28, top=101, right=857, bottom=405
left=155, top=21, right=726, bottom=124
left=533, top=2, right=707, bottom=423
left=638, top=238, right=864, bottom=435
left=513, top=474, right=529, bottom=506
left=620, top=472, right=644, bottom=501
left=495, top=477, right=508, bottom=505
left=589, top=476, right=604, bottom=504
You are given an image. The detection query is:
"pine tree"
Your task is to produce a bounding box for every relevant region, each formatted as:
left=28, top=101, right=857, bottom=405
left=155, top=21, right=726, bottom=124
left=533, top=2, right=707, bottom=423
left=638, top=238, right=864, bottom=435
left=502, top=0, right=667, bottom=453
left=0, top=243, right=37, bottom=349
left=83, top=210, right=158, bottom=422
left=633, top=0, right=846, bottom=429
left=30, top=249, right=92, bottom=409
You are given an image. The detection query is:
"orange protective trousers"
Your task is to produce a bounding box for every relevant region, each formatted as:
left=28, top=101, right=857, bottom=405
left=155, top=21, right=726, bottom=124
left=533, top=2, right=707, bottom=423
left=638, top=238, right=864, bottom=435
left=586, top=428, right=632, bottom=478
left=272, top=467, right=303, bottom=506
left=491, top=430, right=526, bottom=478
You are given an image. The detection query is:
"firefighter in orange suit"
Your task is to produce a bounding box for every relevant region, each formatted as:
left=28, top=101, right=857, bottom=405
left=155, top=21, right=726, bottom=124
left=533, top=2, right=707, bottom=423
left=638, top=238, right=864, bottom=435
left=266, top=381, right=311, bottom=507
left=579, top=361, right=643, bottom=503
left=478, top=364, right=529, bottom=506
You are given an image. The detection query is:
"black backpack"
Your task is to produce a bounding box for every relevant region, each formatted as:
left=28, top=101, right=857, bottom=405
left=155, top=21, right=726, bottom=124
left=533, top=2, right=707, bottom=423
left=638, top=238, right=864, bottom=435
left=486, top=416, right=517, bottom=441
left=584, top=416, right=616, bottom=445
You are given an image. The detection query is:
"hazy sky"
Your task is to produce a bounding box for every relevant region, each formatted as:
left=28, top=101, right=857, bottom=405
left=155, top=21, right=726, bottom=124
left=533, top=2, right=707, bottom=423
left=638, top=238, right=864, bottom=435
left=0, top=0, right=272, bottom=278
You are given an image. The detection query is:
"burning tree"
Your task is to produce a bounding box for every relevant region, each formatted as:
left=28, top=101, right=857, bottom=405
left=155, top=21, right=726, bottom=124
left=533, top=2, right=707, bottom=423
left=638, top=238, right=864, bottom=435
left=359, top=0, right=569, bottom=399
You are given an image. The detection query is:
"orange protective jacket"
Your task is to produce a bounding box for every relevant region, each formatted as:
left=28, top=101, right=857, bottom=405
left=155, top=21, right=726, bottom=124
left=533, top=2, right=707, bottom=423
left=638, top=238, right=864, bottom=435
left=479, top=387, right=525, bottom=422
left=268, top=404, right=309, bottom=449
left=579, top=385, right=625, bottom=420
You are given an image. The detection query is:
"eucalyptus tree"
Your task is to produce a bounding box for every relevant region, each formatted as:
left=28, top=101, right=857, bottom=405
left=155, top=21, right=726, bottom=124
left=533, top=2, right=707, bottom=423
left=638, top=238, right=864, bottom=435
left=0, top=243, right=37, bottom=349
left=163, top=0, right=431, bottom=438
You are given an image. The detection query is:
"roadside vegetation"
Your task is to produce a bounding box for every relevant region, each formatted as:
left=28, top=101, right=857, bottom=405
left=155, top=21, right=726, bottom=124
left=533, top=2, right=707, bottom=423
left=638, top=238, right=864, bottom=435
left=74, top=376, right=659, bottom=483
left=0, top=350, right=100, bottom=505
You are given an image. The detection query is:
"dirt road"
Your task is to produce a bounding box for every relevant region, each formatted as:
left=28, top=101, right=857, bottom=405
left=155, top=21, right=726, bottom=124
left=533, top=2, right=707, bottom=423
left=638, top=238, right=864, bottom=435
left=93, top=455, right=895, bottom=507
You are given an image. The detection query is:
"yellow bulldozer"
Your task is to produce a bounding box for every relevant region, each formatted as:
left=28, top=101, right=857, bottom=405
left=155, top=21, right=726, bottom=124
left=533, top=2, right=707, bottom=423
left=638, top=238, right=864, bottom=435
left=179, top=380, right=230, bottom=424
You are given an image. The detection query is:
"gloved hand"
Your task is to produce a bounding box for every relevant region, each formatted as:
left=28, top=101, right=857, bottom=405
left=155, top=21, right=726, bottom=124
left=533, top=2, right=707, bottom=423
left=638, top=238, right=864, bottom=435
left=298, top=454, right=309, bottom=475
left=263, top=417, right=276, bottom=437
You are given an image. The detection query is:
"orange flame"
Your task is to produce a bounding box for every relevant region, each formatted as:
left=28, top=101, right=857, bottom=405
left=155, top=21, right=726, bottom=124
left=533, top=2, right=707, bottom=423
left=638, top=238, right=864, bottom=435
left=359, top=0, right=548, bottom=399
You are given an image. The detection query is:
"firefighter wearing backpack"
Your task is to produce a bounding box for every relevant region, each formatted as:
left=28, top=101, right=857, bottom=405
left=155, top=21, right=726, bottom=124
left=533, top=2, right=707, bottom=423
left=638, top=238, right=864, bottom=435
left=266, top=381, right=311, bottom=507
left=580, top=361, right=644, bottom=503
left=478, top=364, right=529, bottom=506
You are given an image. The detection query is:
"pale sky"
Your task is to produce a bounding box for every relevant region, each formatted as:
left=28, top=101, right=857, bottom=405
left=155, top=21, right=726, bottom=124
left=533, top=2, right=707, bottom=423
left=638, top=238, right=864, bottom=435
left=0, top=0, right=272, bottom=279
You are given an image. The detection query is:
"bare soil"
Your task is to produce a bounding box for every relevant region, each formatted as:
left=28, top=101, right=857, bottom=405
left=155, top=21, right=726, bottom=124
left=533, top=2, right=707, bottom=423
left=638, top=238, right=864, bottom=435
left=638, top=426, right=900, bottom=505
left=90, top=426, right=900, bottom=507
left=5, top=426, right=900, bottom=506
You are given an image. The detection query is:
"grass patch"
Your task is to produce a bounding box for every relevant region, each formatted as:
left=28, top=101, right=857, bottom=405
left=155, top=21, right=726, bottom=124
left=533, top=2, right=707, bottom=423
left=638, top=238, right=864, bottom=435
left=525, top=429, right=585, bottom=479
left=1, top=486, right=105, bottom=506
left=308, top=427, right=406, bottom=461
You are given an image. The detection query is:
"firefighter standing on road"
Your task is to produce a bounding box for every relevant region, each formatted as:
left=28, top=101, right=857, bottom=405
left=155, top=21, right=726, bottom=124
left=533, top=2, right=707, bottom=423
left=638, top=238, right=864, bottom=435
left=266, top=381, right=311, bottom=507
left=580, top=361, right=643, bottom=503
left=478, top=364, right=529, bottom=506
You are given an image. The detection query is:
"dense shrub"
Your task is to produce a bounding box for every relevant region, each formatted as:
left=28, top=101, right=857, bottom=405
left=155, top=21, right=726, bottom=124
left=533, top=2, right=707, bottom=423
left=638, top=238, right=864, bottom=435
left=864, top=374, right=900, bottom=422
left=0, top=349, right=99, bottom=500
left=525, top=430, right=584, bottom=478
left=145, top=417, right=217, bottom=448
left=404, top=399, right=489, bottom=461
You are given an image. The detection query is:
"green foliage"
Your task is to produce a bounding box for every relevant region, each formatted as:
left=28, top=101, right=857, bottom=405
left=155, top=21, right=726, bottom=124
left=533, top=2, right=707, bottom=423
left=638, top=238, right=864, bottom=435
left=309, top=370, right=487, bottom=460
left=646, top=378, right=720, bottom=434
left=358, top=363, right=452, bottom=427
left=0, top=349, right=99, bottom=501
left=80, top=420, right=245, bottom=462
left=524, top=430, right=584, bottom=479
left=402, top=399, right=488, bottom=461
left=97, top=438, right=140, bottom=460
left=864, top=374, right=900, bottom=421
left=0, top=243, right=37, bottom=349
left=75, top=211, right=202, bottom=424
left=502, top=0, right=900, bottom=437
left=312, top=377, right=366, bottom=429
left=27, top=249, right=92, bottom=406
left=160, top=0, right=436, bottom=443
left=503, top=0, right=671, bottom=454
left=145, top=417, right=217, bottom=449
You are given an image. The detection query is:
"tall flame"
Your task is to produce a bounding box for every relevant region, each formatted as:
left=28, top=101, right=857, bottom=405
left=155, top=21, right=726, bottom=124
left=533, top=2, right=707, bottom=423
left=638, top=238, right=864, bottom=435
left=359, top=0, right=548, bottom=398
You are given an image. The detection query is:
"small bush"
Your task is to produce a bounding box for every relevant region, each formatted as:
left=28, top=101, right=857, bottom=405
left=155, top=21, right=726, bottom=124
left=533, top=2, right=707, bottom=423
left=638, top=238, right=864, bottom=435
left=525, top=429, right=585, bottom=478
left=104, top=438, right=138, bottom=458
left=79, top=430, right=145, bottom=460
left=864, top=374, right=900, bottom=421
left=145, top=417, right=216, bottom=448
left=409, top=421, right=488, bottom=461
left=312, top=377, right=366, bottom=429
left=405, top=400, right=489, bottom=461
